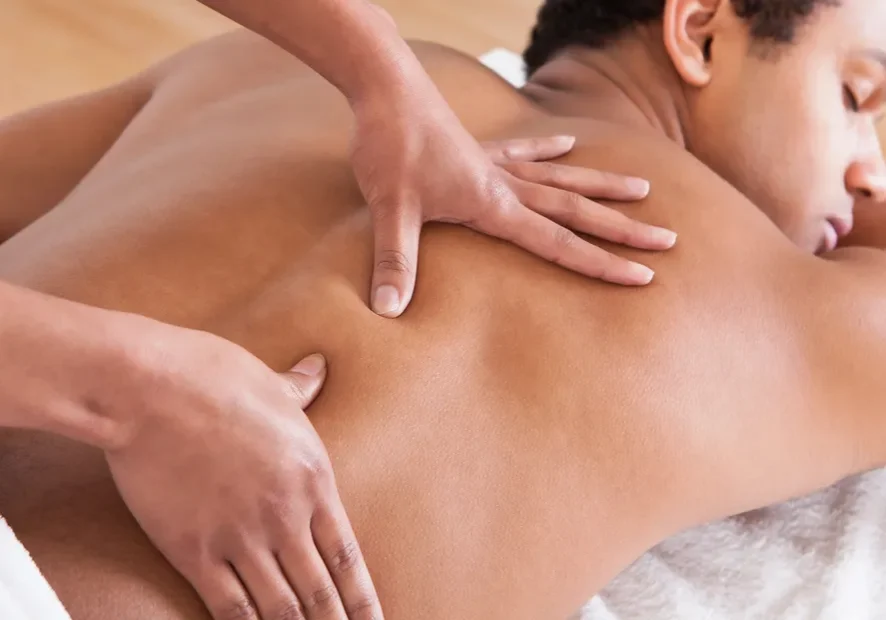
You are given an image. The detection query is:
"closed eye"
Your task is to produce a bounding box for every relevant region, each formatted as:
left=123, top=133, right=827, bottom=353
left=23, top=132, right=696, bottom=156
left=844, top=85, right=861, bottom=112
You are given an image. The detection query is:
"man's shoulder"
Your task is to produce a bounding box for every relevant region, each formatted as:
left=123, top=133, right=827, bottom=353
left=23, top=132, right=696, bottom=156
left=506, top=116, right=804, bottom=282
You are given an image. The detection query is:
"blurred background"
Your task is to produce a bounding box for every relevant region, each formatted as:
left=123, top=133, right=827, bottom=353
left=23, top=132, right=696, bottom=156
left=0, top=0, right=540, bottom=115
left=3, top=0, right=885, bottom=147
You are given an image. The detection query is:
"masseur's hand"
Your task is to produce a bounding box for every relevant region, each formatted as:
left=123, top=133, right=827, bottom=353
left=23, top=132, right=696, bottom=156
left=351, top=98, right=677, bottom=318
left=104, top=324, right=380, bottom=620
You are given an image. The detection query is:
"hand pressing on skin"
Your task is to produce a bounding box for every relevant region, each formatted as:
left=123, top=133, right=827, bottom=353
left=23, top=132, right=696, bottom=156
left=104, top=323, right=379, bottom=620
left=350, top=95, right=677, bottom=318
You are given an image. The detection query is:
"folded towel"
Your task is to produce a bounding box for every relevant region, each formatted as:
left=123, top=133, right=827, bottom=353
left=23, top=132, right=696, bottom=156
left=0, top=517, right=71, bottom=620
left=479, top=48, right=527, bottom=88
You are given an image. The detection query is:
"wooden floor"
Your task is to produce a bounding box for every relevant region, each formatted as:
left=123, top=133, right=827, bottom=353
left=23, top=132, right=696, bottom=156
left=0, top=0, right=539, bottom=114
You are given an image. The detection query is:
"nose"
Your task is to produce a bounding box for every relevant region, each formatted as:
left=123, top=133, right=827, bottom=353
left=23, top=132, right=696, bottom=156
left=846, top=141, right=886, bottom=203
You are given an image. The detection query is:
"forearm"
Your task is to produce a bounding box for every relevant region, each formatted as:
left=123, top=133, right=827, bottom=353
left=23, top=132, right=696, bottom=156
left=197, top=0, right=430, bottom=104
left=0, top=280, right=142, bottom=450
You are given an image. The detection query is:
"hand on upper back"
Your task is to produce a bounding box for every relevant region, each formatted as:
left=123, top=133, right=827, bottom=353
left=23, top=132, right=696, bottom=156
left=349, top=92, right=677, bottom=318
left=104, top=321, right=381, bottom=620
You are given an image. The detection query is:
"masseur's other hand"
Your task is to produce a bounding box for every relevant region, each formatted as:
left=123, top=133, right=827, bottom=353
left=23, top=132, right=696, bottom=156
left=350, top=96, right=677, bottom=318
left=105, top=326, right=381, bottom=620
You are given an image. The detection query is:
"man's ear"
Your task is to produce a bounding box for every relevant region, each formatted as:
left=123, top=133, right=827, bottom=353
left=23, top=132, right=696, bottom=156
left=662, top=0, right=721, bottom=87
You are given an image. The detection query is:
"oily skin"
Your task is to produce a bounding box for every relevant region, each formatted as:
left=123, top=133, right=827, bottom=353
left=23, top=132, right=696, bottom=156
left=2, top=0, right=886, bottom=619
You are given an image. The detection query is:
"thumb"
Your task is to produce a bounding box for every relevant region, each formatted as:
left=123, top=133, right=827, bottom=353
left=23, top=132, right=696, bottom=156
left=281, top=354, right=327, bottom=409
left=370, top=208, right=421, bottom=318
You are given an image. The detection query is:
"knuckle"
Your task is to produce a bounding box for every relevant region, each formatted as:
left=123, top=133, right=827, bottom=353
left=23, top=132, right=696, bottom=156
left=326, top=540, right=361, bottom=576
left=259, top=480, right=308, bottom=525
left=617, top=221, right=644, bottom=245
left=270, top=600, right=306, bottom=620
left=561, top=191, right=585, bottom=216
left=538, top=161, right=561, bottom=184
left=551, top=226, right=577, bottom=258
left=302, top=450, right=333, bottom=480
left=283, top=379, right=310, bottom=403
left=217, top=597, right=259, bottom=620
left=375, top=249, right=412, bottom=275
left=302, top=456, right=335, bottom=500
left=303, top=583, right=341, bottom=614
left=486, top=183, right=520, bottom=222
left=345, top=596, right=379, bottom=620
left=598, top=251, right=623, bottom=281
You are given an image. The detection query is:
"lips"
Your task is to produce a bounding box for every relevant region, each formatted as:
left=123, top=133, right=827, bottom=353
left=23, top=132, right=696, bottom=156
left=827, top=215, right=854, bottom=239
left=820, top=215, right=854, bottom=254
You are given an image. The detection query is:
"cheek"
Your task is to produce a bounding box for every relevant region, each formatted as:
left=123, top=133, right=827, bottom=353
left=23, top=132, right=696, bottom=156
left=690, top=70, right=845, bottom=249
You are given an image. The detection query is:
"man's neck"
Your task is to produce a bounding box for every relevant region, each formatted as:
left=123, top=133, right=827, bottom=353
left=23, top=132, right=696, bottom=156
left=522, top=32, right=690, bottom=147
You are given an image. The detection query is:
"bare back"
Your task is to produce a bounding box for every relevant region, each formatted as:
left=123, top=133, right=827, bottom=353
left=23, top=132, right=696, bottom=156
left=0, top=31, right=860, bottom=620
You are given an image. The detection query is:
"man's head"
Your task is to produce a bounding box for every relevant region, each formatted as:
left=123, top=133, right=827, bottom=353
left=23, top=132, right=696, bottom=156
left=524, top=0, right=886, bottom=253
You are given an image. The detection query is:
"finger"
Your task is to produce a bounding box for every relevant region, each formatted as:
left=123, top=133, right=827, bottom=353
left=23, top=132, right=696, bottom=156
left=370, top=3, right=396, bottom=28
left=281, top=354, right=327, bottom=409
left=188, top=562, right=260, bottom=620
left=310, top=496, right=383, bottom=619
left=232, top=551, right=311, bottom=620
left=277, top=530, right=349, bottom=620
left=369, top=206, right=421, bottom=318
left=502, top=161, right=650, bottom=201
left=518, top=182, right=676, bottom=251
left=480, top=204, right=657, bottom=286
left=483, top=135, right=575, bottom=164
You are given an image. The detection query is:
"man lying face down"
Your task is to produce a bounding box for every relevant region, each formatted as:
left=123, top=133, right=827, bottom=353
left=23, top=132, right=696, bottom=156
left=1, top=1, right=886, bottom=619
left=523, top=0, right=886, bottom=252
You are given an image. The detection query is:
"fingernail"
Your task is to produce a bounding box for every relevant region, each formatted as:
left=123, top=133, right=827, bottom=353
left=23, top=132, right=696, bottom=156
left=652, top=227, right=678, bottom=247
left=627, top=178, right=650, bottom=196
left=628, top=262, right=655, bottom=285
left=554, top=135, right=576, bottom=149
left=292, top=354, right=326, bottom=377
left=372, top=285, right=401, bottom=317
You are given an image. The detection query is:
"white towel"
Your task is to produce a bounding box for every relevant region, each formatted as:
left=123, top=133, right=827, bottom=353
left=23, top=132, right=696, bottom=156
left=0, top=517, right=71, bottom=620
left=581, top=469, right=886, bottom=619
left=479, top=48, right=527, bottom=88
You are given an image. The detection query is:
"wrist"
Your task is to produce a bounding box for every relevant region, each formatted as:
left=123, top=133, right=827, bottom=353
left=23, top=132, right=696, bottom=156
left=349, top=69, right=459, bottom=152
left=0, top=283, right=138, bottom=450
left=345, top=47, right=432, bottom=110
left=84, top=311, right=170, bottom=452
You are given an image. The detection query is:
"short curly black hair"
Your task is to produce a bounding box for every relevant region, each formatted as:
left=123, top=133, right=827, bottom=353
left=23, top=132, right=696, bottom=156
left=523, top=0, right=839, bottom=75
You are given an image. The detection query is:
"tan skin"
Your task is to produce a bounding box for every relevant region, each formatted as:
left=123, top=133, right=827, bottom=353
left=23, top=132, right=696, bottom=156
left=5, top=0, right=886, bottom=618
left=197, top=0, right=675, bottom=306
left=0, top=51, right=668, bottom=620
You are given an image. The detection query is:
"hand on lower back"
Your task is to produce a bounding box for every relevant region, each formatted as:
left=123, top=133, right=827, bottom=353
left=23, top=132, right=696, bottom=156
left=349, top=85, right=677, bottom=318
left=104, top=323, right=382, bottom=620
